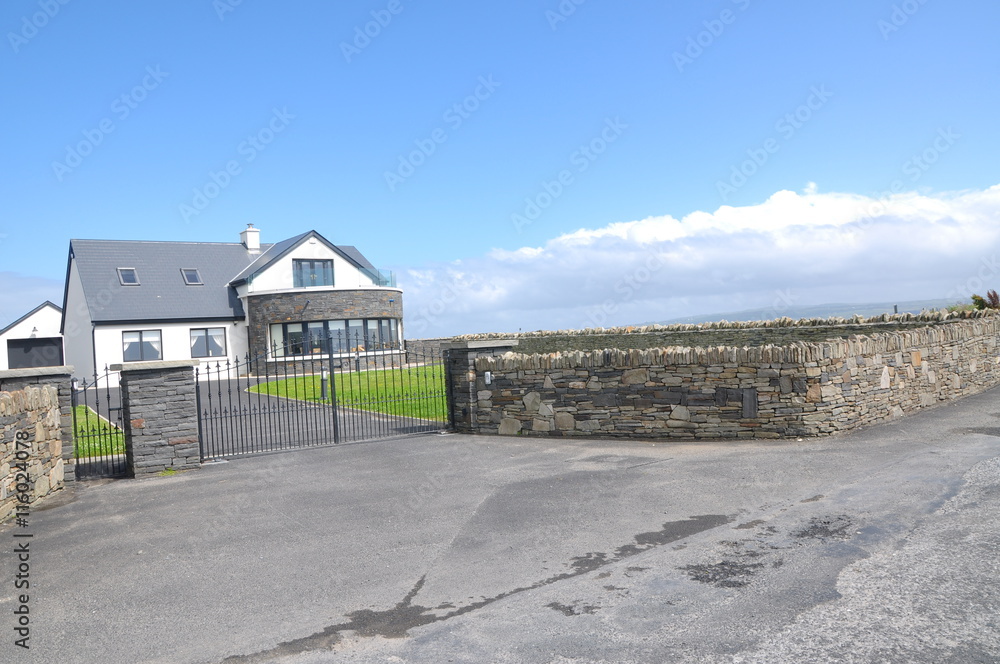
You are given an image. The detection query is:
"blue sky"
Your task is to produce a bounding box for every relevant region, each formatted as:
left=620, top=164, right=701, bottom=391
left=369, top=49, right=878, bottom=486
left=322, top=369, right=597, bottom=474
left=2, top=0, right=999, bottom=336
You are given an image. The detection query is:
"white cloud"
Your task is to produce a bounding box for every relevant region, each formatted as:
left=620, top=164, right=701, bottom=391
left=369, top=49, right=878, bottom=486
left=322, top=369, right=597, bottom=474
left=399, top=184, right=1000, bottom=337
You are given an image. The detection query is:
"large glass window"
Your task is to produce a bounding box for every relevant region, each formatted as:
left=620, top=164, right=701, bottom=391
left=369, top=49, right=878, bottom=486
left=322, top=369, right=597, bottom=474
left=268, top=319, right=400, bottom=357
left=286, top=323, right=304, bottom=356
left=346, top=319, right=364, bottom=351
left=306, top=322, right=326, bottom=354
left=293, top=259, right=334, bottom=288
left=190, top=328, right=226, bottom=358
left=327, top=320, right=347, bottom=353
left=123, top=330, right=161, bottom=362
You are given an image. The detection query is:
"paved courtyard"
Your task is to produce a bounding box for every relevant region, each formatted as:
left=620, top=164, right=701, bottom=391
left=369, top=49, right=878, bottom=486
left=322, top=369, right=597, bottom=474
left=2, top=387, right=999, bottom=663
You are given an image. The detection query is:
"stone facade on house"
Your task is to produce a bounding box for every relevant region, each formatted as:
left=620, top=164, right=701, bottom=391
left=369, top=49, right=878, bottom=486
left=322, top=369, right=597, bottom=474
left=246, top=289, right=403, bottom=357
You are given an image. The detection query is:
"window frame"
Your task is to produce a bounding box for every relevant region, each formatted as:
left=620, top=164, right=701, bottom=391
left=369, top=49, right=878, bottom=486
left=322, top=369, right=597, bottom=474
left=190, top=327, right=227, bottom=358
left=268, top=318, right=401, bottom=358
left=117, top=268, right=140, bottom=286
left=292, top=259, right=334, bottom=288
left=181, top=268, right=203, bottom=285
left=122, top=329, right=162, bottom=362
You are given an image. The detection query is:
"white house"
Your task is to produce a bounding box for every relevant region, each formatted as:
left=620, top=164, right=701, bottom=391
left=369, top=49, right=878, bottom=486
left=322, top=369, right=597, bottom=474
left=61, top=226, right=403, bottom=379
left=0, top=301, right=64, bottom=370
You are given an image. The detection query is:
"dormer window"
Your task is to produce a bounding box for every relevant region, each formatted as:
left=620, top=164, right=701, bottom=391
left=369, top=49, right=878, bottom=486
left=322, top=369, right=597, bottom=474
left=117, top=268, right=139, bottom=286
left=293, top=259, right=334, bottom=288
left=181, top=268, right=203, bottom=285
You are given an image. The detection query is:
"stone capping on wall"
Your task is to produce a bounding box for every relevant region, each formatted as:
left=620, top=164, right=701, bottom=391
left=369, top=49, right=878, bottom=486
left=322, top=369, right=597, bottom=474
left=455, top=309, right=988, bottom=342
left=0, top=366, right=75, bottom=380
left=110, top=360, right=201, bottom=372
left=471, top=319, right=997, bottom=370
left=442, top=339, right=520, bottom=351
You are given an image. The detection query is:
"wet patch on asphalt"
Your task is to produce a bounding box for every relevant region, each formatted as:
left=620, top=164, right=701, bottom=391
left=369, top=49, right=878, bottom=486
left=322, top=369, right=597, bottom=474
left=679, top=560, right=766, bottom=588
left=957, top=427, right=1000, bottom=437
left=547, top=600, right=600, bottom=616
left=221, top=514, right=733, bottom=662
left=793, top=514, right=854, bottom=540
left=680, top=514, right=855, bottom=589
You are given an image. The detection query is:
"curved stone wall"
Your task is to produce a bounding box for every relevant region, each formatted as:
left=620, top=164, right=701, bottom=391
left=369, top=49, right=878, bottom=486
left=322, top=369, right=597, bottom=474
left=246, top=288, right=403, bottom=358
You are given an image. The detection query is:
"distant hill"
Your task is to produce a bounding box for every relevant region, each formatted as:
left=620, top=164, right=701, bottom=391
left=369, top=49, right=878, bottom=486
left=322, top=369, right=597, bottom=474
left=655, top=299, right=959, bottom=326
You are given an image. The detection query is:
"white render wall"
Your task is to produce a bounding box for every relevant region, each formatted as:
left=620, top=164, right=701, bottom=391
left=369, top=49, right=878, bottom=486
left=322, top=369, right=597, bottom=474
left=0, top=303, right=63, bottom=371
left=241, top=239, right=382, bottom=294
left=89, top=320, right=248, bottom=380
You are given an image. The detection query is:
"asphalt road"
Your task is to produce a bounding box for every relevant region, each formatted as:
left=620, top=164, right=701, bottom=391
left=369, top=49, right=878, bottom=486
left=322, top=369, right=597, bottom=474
left=2, top=386, right=999, bottom=663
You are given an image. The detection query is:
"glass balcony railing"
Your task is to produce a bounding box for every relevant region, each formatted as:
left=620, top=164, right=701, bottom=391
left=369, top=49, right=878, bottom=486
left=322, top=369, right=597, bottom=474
left=362, top=267, right=396, bottom=287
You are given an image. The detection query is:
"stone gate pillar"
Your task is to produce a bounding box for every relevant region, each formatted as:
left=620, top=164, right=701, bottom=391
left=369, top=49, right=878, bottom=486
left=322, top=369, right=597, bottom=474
left=442, top=340, right=518, bottom=433
left=113, top=360, right=200, bottom=478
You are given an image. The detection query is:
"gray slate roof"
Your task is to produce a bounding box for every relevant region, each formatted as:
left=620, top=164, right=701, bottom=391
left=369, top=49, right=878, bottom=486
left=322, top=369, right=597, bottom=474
left=67, top=240, right=264, bottom=323
left=65, top=232, right=379, bottom=324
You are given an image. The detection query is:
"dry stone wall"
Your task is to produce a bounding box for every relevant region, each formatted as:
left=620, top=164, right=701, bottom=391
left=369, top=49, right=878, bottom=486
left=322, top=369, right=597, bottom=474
left=456, top=311, right=966, bottom=355
left=456, top=315, right=1000, bottom=441
left=0, top=384, right=66, bottom=523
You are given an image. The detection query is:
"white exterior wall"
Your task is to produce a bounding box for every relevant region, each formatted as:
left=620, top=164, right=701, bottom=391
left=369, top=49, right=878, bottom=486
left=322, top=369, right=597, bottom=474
left=92, top=320, right=248, bottom=376
left=242, top=240, right=381, bottom=294
left=0, top=304, right=63, bottom=371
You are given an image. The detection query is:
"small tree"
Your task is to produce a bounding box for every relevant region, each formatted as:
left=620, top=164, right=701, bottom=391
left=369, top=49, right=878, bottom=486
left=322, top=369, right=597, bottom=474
left=971, top=290, right=1000, bottom=310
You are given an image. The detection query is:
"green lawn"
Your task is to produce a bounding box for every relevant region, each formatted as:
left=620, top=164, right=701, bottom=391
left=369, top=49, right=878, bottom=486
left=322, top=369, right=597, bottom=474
left=250, top=365, right=447, bottom=422
left=72, top=405, right=125, bottom=458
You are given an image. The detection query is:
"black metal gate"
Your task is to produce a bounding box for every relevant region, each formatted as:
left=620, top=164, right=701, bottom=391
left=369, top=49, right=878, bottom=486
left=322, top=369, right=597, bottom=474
left=195, top=337, right=447, bottom=461
left=71, top=367, right=128, bottom=479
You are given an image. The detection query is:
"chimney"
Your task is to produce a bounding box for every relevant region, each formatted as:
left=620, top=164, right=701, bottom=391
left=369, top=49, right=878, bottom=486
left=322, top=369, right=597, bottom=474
left=240, top=224, right=260, bottom=253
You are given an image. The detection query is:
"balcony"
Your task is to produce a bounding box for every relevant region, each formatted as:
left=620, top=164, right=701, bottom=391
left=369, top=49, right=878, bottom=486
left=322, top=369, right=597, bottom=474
left=362, top=267, right=396, bottom=288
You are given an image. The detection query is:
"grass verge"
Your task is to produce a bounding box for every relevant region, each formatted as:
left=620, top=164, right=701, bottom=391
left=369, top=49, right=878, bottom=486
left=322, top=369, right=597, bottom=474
left=72, top=405, right=125, bottom=458
left=250, top=365, right=447, bottom=422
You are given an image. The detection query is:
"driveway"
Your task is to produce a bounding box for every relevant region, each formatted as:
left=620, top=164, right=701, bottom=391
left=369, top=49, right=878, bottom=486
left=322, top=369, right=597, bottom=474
left=197, top=378, right=445, bottom=459
left=2, top=388, right=1000, bottom=663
